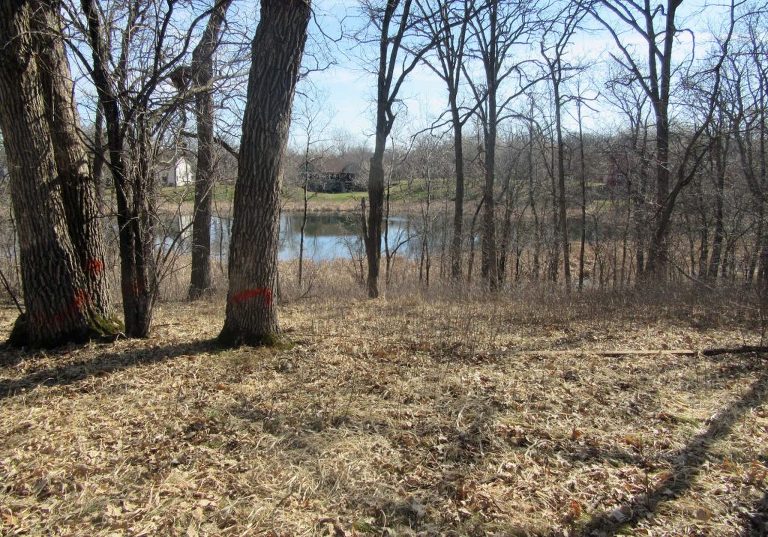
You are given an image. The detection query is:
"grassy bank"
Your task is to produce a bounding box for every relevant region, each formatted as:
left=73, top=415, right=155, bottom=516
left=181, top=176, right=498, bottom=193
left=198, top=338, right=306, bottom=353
left=157, top=184, right=370, bottom=215
left=157, top=179, right=480, bottom=215
left=1, top=287, right=767, bottom=535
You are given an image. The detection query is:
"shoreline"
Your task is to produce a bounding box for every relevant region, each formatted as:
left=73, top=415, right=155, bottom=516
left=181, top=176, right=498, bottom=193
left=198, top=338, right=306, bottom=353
left=159, top=197, right=445, bottom=217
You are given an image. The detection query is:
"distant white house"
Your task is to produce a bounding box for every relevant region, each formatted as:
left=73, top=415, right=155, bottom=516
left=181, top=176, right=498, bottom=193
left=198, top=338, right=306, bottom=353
left=158, top=156, right=193, bottom=187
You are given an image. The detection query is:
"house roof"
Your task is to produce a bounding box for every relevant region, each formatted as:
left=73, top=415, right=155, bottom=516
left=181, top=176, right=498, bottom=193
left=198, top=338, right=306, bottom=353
left=157, top=154, right=190, bottom=168
left=322, top=156, right=362, bottom=174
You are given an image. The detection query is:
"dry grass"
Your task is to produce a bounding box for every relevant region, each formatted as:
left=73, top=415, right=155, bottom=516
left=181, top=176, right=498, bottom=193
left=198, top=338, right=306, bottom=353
left=1, top=289, right=767, bottom=536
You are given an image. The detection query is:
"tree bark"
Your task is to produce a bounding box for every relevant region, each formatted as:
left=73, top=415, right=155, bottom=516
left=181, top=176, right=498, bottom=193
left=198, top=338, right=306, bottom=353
left=218, top=0, right=310, bottom=346
left=478, top=5, right=498, bottom=289
left=548, top=133, right=560, bottom=283
left=641, top=0, right=677, bottom=279
left=299, top=152, right=309, bottom=288
left=577, top=99, right=587, bottom=290
left=591, top=0, right=685, bottom=282
left=363, top=0, right=431, bottom=297
left=0, top=0, right=119, bottom=347
left=363, top=1, right=402, bottom=299
left=708, top=130, right=727, bottom=280
left=189, top=0, right=233, bottom=299
left=33, top=0, right=114, bottom=319
left=450, top=98, right=465, bottom=281
left=481, top=112, right=499, bottom=289
left=365, top=140, right=386, bottom=298
left=553, top=83, right=571, bottom=292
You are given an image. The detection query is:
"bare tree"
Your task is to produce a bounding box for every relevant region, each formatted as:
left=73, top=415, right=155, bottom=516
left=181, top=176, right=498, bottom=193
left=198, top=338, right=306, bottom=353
left=187, top=0, right=233, bottom=299
left=603, top=65, right=653, bottom=281
left=218, top=0, right=311, bottom=346
left=0, top=0, right=119, bottom=346
left=539, top=0, right=588, bottom=292
left=723, top=8, right=768, bottom=286
left=359, top=0, right=435, bottom=298
left=572, top=83, right=600, bottom=290
left=705, top=108, right=731, bottom=280
left=415, top=0, right=474, bottom=280
left=464, top=0, right=541, bottom=289
left=585, top=0, right=736, bottom=279
left=77, top=0, right=217, bottom=336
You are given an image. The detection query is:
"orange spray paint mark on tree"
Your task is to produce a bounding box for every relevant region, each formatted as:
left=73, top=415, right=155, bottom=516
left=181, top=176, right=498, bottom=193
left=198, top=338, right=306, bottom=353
left=43, top=289, right=90, bottom=331
left=86, top=258, right=104, bottom=275
left=72, top=289, right=88, bottom=309
left=231, top=288, right=273, bottom=307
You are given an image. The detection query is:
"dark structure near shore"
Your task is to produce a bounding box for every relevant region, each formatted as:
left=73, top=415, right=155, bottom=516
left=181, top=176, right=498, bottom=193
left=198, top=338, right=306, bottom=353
left=306, top=162, right=359, bottom=193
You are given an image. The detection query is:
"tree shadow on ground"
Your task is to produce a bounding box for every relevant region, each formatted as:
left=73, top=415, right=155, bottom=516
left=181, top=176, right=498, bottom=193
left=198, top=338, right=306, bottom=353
left=229, top=378, right=504, bottom=533
left=743, top=453, right=768, bottom=537
left=0, top=339, right=224, bottom=401
left=744, top=489, right=768, bottom=537
left=224, top=349, right=768, bottom=535
left=578, top=360, right=768, bottom=537
left=2, top=336, right=765, bottom=535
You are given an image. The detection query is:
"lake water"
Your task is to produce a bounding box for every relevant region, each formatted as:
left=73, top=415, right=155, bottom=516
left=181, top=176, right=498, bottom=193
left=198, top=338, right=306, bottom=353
left=162, top=212, right=431, bottom=262
left=161, top=211, right=615, bottom=262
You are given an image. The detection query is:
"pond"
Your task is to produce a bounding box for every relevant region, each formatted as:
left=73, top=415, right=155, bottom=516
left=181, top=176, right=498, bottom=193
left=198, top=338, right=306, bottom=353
left=160, top=211, right=618, bottom=262
left=161, top=212, right=434, bottom=262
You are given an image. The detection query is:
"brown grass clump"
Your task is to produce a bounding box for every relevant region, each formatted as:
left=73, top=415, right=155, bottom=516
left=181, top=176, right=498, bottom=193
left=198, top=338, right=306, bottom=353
left=1, top=291, right=767, bottom=536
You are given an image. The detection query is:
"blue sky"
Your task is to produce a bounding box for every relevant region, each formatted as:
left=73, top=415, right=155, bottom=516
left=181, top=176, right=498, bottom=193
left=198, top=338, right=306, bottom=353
left=62, top=0, right=734, bottom=152
left=288, top=0, right=733, bottom=151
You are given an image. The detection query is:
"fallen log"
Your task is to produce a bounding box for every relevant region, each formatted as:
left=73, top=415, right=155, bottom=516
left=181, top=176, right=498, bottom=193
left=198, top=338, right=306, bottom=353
left=701, top=345, right=768, bottom=356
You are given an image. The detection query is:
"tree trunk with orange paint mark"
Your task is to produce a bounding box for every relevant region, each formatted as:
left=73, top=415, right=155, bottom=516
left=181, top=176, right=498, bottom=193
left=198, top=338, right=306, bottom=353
left=218, top=0, right=311, bottom=345
left=0, top=0, right=119, bottom=347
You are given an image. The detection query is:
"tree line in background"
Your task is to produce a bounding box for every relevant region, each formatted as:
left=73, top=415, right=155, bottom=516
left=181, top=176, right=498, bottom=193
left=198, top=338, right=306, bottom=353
left=0, top=0, right=766, bottom=348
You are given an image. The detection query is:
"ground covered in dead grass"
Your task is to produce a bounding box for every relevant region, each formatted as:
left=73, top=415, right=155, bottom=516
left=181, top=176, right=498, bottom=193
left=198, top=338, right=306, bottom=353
left=0, top=291, right=767, bottom=536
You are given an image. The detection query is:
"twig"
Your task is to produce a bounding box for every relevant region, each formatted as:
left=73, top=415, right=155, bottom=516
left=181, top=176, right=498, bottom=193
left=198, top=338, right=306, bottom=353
left=0, top=265, right=23, bottom=314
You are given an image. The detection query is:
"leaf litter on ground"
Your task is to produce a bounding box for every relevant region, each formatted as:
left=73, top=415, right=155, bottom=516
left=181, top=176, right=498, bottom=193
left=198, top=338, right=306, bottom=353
left=0, top=292, right=766, bottom=536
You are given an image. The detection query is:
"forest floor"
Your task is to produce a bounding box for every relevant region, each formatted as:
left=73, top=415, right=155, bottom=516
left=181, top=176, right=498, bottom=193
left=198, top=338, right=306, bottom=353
left=0, top=290, right=767, bottom=536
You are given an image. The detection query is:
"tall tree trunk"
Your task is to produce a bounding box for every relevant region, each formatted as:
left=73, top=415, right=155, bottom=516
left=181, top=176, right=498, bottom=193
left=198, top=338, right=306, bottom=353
left=553, top=84, right=571, bottom=292
left=82, top=0, right=157, bottom=338
left=481, top=101, right=499, bottom=289
left=298, top=159, right=309, bottom=288
left=645, top=104, right=671, bottom=277
left=467, top=197, right=484, bottom=285
left=748, top=202, right=764, bottom=283
left=708, top=133, right=727, bottom=280
left=0, top=0, right=118, bottom=347
left=361, top=0, right=428, bottom=297
left=219, top=0, right=310, bottom=345
left=365, top=139, right=386, bottom=297
left=577, top=100, right=587, bottom=290
left=449, top=95, right=465, bottom=281
left=419, top=167, right=432, bottom=286
left=634, top=148, right=649, bottom=276
left=34, top=0, right=114, bottom=319
left=189, top=0, right=232, bottom=299
left=528, top=109, right=541, bottom=281
left=548, top=137, right=560, bottom=283
left=698, top=224, right=709, bottom=278
left=364, top=2, right=394, bottom=299
left=498, top=176, right=514, bottom=286
left=759, top=230, right=768, bottom=290
left=93, top=104, right=106, bottom=208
